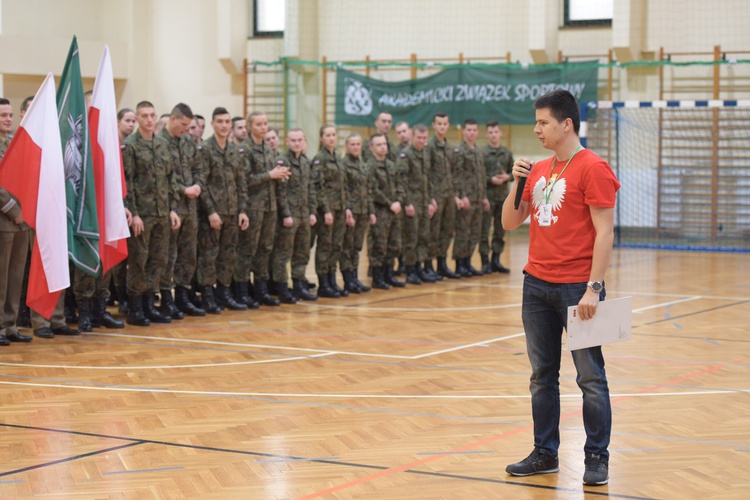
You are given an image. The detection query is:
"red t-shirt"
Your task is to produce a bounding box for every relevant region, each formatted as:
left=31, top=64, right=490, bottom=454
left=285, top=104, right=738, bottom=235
left=522, top=148, right=620, bottom=283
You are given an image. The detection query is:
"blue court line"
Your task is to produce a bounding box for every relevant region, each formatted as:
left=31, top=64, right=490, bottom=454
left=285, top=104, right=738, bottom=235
left=609, top=448, right=659, bottom=453
left=415, top=450, right=493, bottom=455
left=0, top=479, right=24, bottom=484
left=104, top=466, right=184, bottom=475
left=703, top=338, right=720, bottom=346
left=673, top=323, right=683, bottom=329
left=256, top=457, right=340, bottom=464
left=736, top=449, right=750, bottom=453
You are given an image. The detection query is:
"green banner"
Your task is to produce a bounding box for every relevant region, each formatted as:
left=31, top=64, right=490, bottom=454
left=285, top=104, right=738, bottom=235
left=335, top=64, right=599, bottom=126
left=57, top=35, right=101, bottom=277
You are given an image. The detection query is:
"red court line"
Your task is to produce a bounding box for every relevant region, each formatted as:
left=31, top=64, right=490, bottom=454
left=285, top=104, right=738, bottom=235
left=296, top=364, right=725, bottom=499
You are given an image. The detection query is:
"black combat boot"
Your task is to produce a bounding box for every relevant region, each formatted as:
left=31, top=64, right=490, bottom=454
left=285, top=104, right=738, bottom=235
left=371, top=266, right=390, bottom=290
left=405, top=265, right=423, bottom=285
left=160, top=289, right=184, bottom=320
left=423, top=259, right=442, bottom=281
left=491, top=252, right=510, bottom=273
left=465, top=257, right=482, bottom=276
left=143, top=293, right=172, bottom=323
left=92, top=298, right=125, bottom=328
left=343, top=270, right=361, bottom=294
left=64, top=289, right=78, bottom=324
left=216, top=283, right=248, bottom=310
left=437, top=257, right=460, bottom=279
left=455, top=258, right=471, bottom=278
left=233, top=280, right=260, bottom=309
left=317, top=273, right=340, bottom=298
left=293, top=279, right=318, bottom=301
left=201, top=285, right=222, bottom=314
left=416, top=262, right=436, bottom=283
left=385, top=265, right=406, bottom=288
left=17, top=302, right=31, bottom=328
left=480, top=254, right=492, bottom=275
left=175, top=286, right=206, bottom=316
left=117, top=283, right=129, bottom=314
left=276, top=281, right=298, bottom=304
left=77, top=299, right=93, bottom=332
left=253, top=279, right=280, bottom=306
left=126, top=294, right=150, bottom=326
left=353, top=267, right=371, bottom=292
left=328, top=271, right=349, bottom=297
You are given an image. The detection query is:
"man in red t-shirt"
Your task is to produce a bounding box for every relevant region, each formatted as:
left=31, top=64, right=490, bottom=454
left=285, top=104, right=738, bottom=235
left=501, top=89, right=620, bottom=486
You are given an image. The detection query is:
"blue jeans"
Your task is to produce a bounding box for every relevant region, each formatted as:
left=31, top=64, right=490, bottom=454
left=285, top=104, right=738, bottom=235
left=521, top=272, right=612, bottom=458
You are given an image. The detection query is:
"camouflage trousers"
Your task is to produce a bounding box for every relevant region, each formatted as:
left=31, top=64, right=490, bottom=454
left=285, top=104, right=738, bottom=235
left=196, top=213, right=239, bottom=288
left=315, top=208, right=346, bottom=274
left=271, top=215, right=312, bottom=283
left=429, top=194, right=455, bottom=259
left=127, top=215, right=170, bottom=295
left=0, top=229, right=29, bottom=337
left=368, top=206, right=401, bottom=267
left=480, top=196, right=508, bottom=256
left=73, top=267, right=112, bottom=301
left=340, top=213, right=369, bottom=272
left=235, top=209, right=276, bottom=282
left=453, top=204, right=482, bottom=260
left=160, top=211, right=198, bottom=289
left=402, top=204, right=431, bottom=266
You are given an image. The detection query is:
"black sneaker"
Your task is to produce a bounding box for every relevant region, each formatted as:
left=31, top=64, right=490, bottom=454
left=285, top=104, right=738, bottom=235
left=506, top=448, right=559, bottom=476
left=583, top=453, right=609, bottom=486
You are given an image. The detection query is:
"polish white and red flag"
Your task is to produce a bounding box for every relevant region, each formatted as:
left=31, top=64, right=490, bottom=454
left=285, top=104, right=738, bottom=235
left=0, top=73, right=69, bottom=318
left=88, top=45, right=129, bottom=273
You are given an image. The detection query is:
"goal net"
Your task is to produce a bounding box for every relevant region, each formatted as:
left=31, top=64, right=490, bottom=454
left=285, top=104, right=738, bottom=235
left=582, top=101, right=750, bottom=252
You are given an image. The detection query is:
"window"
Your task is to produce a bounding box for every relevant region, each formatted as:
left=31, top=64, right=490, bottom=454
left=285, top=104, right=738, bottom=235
left=564, top=0, right=613, bottom=27
left=254, top=0, right=285, bottom=37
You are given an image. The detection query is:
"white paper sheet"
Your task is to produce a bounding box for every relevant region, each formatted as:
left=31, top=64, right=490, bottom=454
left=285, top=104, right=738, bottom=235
left=566, top=296, right=632, bottom=351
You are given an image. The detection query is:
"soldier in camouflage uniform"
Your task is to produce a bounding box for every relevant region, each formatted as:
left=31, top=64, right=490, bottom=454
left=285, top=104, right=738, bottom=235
left=264, top=128, right=281, bottom=157
left=271, top=128, right=318, bottom=302
left=362, top=112, right=396, bottom=164
left=426, top=112, right=460, bottom=280
left=367, top=133, right=405, bottom=289
left=196, top=107, right=250, bottom=314
left=452, top=119, right=489, bottom=277
left=395, top=121, right=412, bottom=156
left=156, top=103, right=207, bottom=318
left=480, top=120, right=513, bottom=274
left=234, top=112, right=290, bottom=307
left=340, top=134, right=371, bottom=294
left=122, top=101, right=181, bottom=326
left=396, top=124, right=437, bottom=285
left=312, top=124, right=350, bottom=298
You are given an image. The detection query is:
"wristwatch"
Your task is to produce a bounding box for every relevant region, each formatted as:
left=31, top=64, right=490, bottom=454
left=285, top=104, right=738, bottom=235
left=587, top=281, right=603, bottom=293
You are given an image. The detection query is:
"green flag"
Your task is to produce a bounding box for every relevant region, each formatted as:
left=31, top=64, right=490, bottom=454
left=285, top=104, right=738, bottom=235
left=57, top=36, right=101, bottom=276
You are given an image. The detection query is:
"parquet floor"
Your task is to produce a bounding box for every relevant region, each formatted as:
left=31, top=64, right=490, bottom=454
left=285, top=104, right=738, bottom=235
left=1, top=233, right=748, bottom=499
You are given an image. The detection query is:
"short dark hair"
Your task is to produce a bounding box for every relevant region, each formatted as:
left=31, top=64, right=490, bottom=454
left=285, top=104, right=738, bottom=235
left=0, top=98, right=11, bottom=106
left=369, top=132, right=386, bottom=145
left=171, top=103, right=193, bottom=119
left=433, top=112, right=448, bottom=121
left=412, top=123, right=428, bottom=134
left=463, top=118, right=478, bottom=127
left=534, top=89, right=580, bottom=135
left=136, top=100, right=155, bottom=112
left=117, top=108, right=134, bottom=121
left=486, top=120, right=500, bottom=128
left=212, top=107, right=230, bottom=119
left=21, top=96, right=35, bottom=113
left=231, top=116, right=244, bottom=125
left=195, top=114, right=205, bottom=121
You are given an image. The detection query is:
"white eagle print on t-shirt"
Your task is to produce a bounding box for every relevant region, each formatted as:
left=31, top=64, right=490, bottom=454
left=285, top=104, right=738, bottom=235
left=532, top=175, right=566, bottom=224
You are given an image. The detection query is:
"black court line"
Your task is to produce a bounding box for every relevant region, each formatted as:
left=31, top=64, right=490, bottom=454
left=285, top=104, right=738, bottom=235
left=642, top=300, right=750, bottom=326
left=0, top=441, right=144, bottom=478
left=316, top=310, right=524, bottom=329
left=0, top=423, right=651, bottom=498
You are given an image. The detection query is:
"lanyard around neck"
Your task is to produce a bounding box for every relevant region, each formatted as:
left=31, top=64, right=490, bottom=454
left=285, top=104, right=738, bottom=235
left=545, top=145, right=582, bottom=204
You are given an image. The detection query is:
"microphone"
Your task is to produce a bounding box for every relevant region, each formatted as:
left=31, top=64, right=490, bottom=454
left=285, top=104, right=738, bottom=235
left=513, top=163, right=532, bottom=209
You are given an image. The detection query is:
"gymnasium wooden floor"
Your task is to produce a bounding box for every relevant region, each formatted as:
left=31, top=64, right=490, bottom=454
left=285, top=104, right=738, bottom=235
left=1, top=233, right=748, bottom=499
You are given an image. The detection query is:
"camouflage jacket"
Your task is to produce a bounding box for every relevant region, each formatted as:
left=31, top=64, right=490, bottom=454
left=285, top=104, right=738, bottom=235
left=243, top=138, right=280, bottom=212
left=276, top=149, right=317, bottom=219
left=426, top=135, right=456, bottom=199
left=367, top=157, right=404, bottom=213
left=198, top=136, right=247, bottom=216
left=452, top=140, right=486, bottom=203
left=395, top=145, right=431, bottom=210
left=481, top=144, right=514, bottom=202
left=123, top=131, right=176, bottom=217
left=312, top=147, right=347, bottom=213
left=342, top=153, right=369, bottom=215
left=156, top=128, right=205, bottom=215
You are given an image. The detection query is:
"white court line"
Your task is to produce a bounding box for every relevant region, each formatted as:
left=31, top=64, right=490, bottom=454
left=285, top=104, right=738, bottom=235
left=632, top=296, right=703, bottom=312
left=0, top=352, right=335, bottom=370
left=296, top=302, right=522, bottom=312
left=0, top=380, right=746, bottom=399
left=411, top=333, right=525, bottom=360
